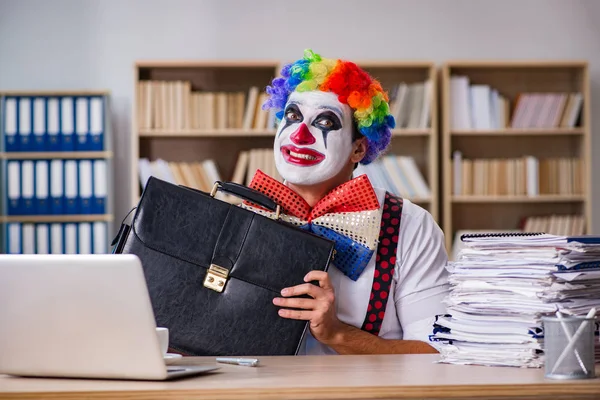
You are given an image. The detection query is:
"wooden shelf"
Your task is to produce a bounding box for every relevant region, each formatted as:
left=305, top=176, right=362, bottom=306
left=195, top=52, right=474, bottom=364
left=1, top=214, right=113, bottom=223
left=357, top=61, right=435, bottom=68
left=444, top=60, right=588, bottom=68
left=391, top=129, right=431, bottom=137
left=139, top=128, right=434, bottom=138
left=441, top=61, right=591, bottom=251
left=132, top=60, right=440, bottom=223
left=0, top=90, right=110, bottom=96
left=139, top=129, right=276, bottom=138
left=0, top=91, right=115, bottom=255
left=452, top=195, right=586, bottom=203
left=0, top=151, right=113, bottom=159
left=136, top=60, right=280, bottom=68
left=138, top=129, right=432, bottom=138
left=407, top=197, right=431, bottom=204
left=451, top=128, right=584, bottom=136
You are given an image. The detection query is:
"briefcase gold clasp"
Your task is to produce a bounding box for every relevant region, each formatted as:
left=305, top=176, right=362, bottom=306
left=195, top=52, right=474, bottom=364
left=210, top=182, right=219, bottom=198
left=204, top=264, right=229, bottom=293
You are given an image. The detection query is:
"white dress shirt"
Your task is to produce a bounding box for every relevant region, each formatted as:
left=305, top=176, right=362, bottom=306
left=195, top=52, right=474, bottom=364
left=299, top=187, right=450, bottom=355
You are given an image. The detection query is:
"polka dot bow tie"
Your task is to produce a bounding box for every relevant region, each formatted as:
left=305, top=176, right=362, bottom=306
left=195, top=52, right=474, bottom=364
left=242, top=170, right=382, bottom=281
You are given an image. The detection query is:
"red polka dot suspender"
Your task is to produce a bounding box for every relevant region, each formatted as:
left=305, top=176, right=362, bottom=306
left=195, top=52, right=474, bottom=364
left=361, top=192, right=403, bottom=336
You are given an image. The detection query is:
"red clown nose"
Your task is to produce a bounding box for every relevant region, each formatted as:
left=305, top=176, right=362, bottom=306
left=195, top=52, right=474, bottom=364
left=290, top=123, right=315, bottom=145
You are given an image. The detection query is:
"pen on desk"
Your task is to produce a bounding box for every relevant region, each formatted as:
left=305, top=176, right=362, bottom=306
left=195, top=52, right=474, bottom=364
left=216, top=357, right=260, bottom=367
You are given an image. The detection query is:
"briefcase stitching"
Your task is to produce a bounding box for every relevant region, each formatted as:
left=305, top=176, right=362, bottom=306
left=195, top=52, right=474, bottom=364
left=209, top=206, right=255, bottom=270
left=233, top=211, right=255, bottom=267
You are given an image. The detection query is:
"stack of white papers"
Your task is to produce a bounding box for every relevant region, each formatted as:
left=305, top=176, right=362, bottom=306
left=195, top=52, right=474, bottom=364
left=431, top=233, right=600, bottom=368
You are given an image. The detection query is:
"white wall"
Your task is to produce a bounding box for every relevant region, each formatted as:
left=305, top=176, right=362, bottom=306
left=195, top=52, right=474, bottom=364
left=1, top=0, right=599, bottom=232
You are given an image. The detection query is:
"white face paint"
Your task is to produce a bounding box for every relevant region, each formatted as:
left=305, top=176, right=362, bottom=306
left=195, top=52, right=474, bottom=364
left=273, top=91, right=354, bottom=186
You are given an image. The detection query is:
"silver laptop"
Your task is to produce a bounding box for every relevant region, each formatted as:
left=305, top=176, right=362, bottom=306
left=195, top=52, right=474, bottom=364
left=0, top=254, right=218, bottom=380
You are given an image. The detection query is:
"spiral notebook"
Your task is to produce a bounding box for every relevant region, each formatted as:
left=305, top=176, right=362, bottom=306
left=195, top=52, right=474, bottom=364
left=460, top=232, right=600, bottom=270
left=461, top=232, right=600, bottom=248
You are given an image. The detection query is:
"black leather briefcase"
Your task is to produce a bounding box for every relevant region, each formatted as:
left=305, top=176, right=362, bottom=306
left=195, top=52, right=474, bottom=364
left=112, top=177, right=334, bottom=356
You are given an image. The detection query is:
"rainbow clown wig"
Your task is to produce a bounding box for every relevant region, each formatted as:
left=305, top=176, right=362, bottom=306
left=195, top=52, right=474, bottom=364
left=262, top=49, right=395, bottom=165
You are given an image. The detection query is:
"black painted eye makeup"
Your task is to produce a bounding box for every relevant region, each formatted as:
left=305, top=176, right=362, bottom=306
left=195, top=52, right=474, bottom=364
left=284, top=104, right=303, bottom=123
left=313, top=111, right=342, bottom=132
left=277, top=104, right=304, bottom=137
left=313, top=111, right=342, bottom=148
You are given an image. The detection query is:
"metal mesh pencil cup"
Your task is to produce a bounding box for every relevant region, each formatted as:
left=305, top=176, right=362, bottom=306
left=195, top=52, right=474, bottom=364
left=542, top=316, right=596, bottom=380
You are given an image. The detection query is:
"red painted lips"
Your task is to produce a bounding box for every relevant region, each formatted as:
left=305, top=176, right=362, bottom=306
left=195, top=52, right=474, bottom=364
left=280, top=145, right=325, bottom=166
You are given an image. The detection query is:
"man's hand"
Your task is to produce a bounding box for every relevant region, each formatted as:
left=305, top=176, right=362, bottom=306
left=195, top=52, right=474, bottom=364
left=273, top=271, right=344, bottom=345
left=273, top=270, right=439, bottom=355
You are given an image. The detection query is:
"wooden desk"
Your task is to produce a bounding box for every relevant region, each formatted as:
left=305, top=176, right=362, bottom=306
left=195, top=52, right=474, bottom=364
left=1, top=354, right=599, bottom=399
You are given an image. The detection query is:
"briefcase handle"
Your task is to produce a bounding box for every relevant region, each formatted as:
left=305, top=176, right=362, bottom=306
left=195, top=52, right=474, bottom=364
left=210, top=181, right=281, bottom=219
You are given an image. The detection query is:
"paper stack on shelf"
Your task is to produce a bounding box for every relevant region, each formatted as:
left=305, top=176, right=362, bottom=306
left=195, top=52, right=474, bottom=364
left=431, top=233, right=600, bottom=368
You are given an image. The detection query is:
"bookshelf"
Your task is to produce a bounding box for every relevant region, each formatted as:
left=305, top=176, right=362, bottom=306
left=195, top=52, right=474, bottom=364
left=442, top=61, right=591, bottom=251
left=357, top=62, right=438, bottom=220
left=0, top=90, right=113, bottom=254
left=131, top=60, right=280, bottom=205
left=132, top=60, right=439, bottom=221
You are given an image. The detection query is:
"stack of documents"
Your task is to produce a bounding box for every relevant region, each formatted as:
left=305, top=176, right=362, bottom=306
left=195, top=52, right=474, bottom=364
left=431, top=233, right=600, bottom=368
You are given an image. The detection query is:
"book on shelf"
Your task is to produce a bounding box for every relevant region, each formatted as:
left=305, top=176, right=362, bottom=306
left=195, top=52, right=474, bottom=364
left=354, top=155, right=430, bottom=200
left=521, top=214, right=586, bottom=236
left=510, top=92, right=582, bottom=129
left=231, top=148, right=281, bottom=187
left=449, top=75, right=583, bottom=130
left=139, top=151, right=281, bottom=203
left=450, top=76, right=510, bottom=130
left=1, top=92, right=111, bottom=255
left=6, top=159, right=108, bottom=216
left=3, top=95, right=105, bottom=152
left=141, top=152, right=429, bottom=205
left=387, top=80, right=432, bottom=129
left=5, top=221, right=108, bottom=255
left=137, top=81, right=276, bottom=132
left=452, top=152, right=583, bottom=197
left=138, top=158, right=222, bottom=194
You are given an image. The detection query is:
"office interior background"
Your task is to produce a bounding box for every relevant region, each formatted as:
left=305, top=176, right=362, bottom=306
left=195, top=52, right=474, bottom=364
left=0, top=0, right=598, bottom=255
